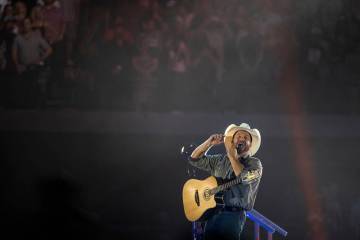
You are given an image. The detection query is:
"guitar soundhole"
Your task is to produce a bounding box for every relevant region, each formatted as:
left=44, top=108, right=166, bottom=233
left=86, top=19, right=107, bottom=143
left=203, top=189, right=211, bottom=201
left=195, top=190, right=200, bottom=206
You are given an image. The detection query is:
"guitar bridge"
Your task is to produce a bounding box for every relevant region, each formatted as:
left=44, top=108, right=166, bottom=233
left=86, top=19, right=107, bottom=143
left=203, top=189, right=211, bottom=201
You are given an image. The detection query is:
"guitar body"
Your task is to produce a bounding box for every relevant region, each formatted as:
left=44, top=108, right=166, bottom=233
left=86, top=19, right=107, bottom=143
left=182, top=176, right=219, bottom=222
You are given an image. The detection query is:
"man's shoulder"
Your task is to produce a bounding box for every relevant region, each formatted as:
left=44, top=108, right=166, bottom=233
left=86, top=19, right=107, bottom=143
left=250, top=156, right=261, bottom=162
left=249, top=156, right=262, bottom=168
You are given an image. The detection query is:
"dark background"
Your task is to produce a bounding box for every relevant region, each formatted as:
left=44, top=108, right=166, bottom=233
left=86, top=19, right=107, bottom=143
left=1, top=114, right=360, bottom=240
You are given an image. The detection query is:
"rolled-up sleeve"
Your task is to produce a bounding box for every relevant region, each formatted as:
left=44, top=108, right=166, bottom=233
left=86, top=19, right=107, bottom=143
left=189, top=154, right=223, bottom=173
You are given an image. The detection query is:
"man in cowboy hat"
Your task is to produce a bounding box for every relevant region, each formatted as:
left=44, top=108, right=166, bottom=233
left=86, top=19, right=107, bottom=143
left=189, top=123, right=262, bottom=240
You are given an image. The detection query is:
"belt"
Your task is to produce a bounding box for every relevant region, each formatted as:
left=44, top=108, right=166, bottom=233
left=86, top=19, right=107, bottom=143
left=216, top=206, right=245, bottom=212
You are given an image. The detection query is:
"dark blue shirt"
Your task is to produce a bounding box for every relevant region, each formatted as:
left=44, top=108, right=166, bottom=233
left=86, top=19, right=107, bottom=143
left=189, top=153, right=262, bottom=210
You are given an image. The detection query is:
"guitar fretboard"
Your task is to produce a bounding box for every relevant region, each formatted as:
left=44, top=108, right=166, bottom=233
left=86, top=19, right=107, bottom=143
left=209, top=177, right=242, bottom=195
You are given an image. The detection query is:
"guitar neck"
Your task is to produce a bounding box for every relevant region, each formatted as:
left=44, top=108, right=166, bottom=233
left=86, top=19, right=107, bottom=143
left=210, top=177, right=242, bottom=195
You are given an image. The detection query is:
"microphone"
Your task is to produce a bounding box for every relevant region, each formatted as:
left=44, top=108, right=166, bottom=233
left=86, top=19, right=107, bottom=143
left=236, top=141, right=247, bottom=154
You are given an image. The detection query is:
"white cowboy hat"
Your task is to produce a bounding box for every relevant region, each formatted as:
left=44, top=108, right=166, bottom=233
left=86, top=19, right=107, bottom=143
left=224, top=123, right=261, bottom=156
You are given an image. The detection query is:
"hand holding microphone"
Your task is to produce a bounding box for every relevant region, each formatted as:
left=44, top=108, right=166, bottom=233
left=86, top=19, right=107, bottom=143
left=236, top=141, right=247, bottom=154
left=224, top=134, right=237, bottom=159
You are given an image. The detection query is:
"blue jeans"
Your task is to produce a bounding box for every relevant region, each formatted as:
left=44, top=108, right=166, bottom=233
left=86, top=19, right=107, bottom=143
left=204, top=209, right=246, bottom=240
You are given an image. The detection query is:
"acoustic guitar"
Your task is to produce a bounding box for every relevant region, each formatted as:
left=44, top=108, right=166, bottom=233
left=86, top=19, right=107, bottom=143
left=182, top=175, right=245, bottom=222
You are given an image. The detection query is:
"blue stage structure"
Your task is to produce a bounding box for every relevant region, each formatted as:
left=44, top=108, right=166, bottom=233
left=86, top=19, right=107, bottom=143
left=246, top=209, right=288, bottom=240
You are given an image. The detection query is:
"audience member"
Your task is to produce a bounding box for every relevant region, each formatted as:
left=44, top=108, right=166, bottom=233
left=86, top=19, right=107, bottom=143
left=12, top=17, right=52, bottom=106
left=13, top=1, right=28, bottom=34
left=59, top=0, right=81, bottom=65
left=166, top=35, right=191, bottom=109
left=132, top=44, right=159, bottom=111
left=43, top=0, right=64, bottom=45
left=30, top=4, right=45, bottom=35
left=138, top=14, right=163, bottom=59
left=0, top=4, right=15, bottom=71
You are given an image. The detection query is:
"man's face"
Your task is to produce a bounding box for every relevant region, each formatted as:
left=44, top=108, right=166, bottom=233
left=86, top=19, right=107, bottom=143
left=233, top=130, right=252, bottom=153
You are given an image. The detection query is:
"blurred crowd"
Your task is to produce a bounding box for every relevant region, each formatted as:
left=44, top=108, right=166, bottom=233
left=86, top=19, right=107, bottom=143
left=0, top=0, right=359, bottom=112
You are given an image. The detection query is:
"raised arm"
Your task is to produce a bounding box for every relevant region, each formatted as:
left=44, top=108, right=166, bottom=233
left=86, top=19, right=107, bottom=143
left=189, top=134, right=224, bottom=173
left=191, top=134, right=223, bottom=159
